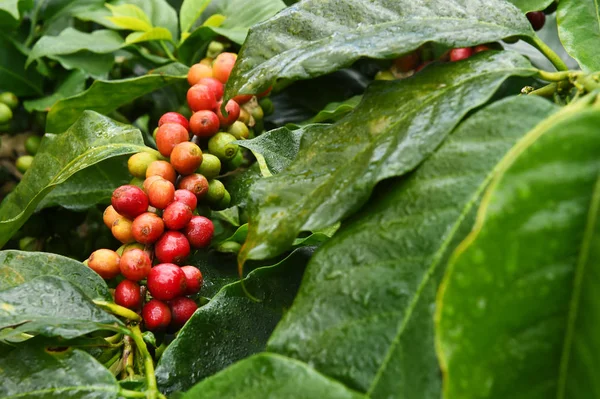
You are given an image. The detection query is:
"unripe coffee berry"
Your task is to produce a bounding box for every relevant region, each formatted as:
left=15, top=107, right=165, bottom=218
left=112, top=216, right=135, bottom=244
left=147, top=263, right=187, bottom=300
left=87, top=249, right=121, bottom=279
left=187, top=84, right=217, bottom=112
left=216, top=100, right=240, bottom=127
left=170, top=142, right=203, bottom=175
left=190, top=110, right=220, bottom=137
left=212, top=52, right=237, bottom=83
left=147, top=178, right=175, bottom=209
left=227, top=121, right=249, bottom=139
left=181, top=265, right=203, bottom=295
left=146, top=160, right=176, bottom=183
left=16, top=155, right=33, bottom=173
left=205, top=179, right=225, bottom=204
left=155, top=231, right=191, bottom=264
left=169, top=297, right=198, bottom=329
left=132, top=212, right=165, bottom=244
left=103, top=205, right=121, bottom=229
left=158, top=112, right=190, bottom=131
left=156, top=123, right=189, bottom=157
left=174, top=189, right=198, bottom=210
left=128, top=152, right=158, bottom=179
left=184, top=216, right=214, bottom=249
left=449, top=47, right=474, bottom=62
left=143, top=299, right=171, bottom=331
left=208, top=132, right=239, bottom=160
left=197, top=77, right=224, bottom=100
left=117, top=242, right=150, bottom=257
left=187, top=63, right=213, bottom=86
left=119, top=248, right=152, bottom=281
left=114, top=280, right=142, bottom=309
left=163, top=201, right=193, bottom=230
left=196, top=153, right=221, bottom=179
left=214, top=189, right=231, bottom=210
left=111, top=185, right=148, bottom=219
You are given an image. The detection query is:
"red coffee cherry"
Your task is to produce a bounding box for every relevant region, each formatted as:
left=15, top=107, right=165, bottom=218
left=216, top=100, right=240, bottom=127
left=158, top=112, right=190, bottom=131
left=111, top=185, right=148, bottom=219
left=526, top=11, right=545, bottom=31
left=119, top=248, right=152, bottom=281
left=87, top=249, right=121, bottom=279
left=189, top=110, right=220, bottom=138
left=114, top=280, right=142, bottom=309
left=181, top=265, right=203, bottom=295
left=103, top=205, right=120, bottom=229
left=155, top=231, right=191, bottom=264
left=143, top=299, right=172, bottom=331
left=187, top=84, right=217, bottom=112
left=212, top=52, right=237, bottom=83
left=393, top=51, right=420, bottom=72
left=169, top=297, right=198, bottom=329
left=187, top=63, right=213, bottom=86
left=147, top=178, right=175, bottom=210
left=184, top=216, right=214, bottom=249
left=174, top=189, right=198, bottom=210
left=156, top=123, right=189, bottom=157
left=147, top=263, right=187, bottom=300
left=257, top=86, right=272, bottom=98
left=197, top=77, right=224, bottom=100
left=178, top=174, right=209, bottom=200
left=145, top=161, right=176, bottom=184
left=170, top=142, right=203, bottom=175
left=132, top=212, right=165, bottom=244
left=473, top=44, right=491, bottom=53
left=112, top=216, right=135, bottom=244
left=449, top=47, right=474, bottom=62
left=163, top=201, right=193, bottom=231
left=232, top=94, right=252, bottom=105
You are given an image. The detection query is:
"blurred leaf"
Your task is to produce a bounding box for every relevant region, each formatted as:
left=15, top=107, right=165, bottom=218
left=202, top=13, right=225, bottom=27
left=508, top=0, right=554, bottom=12
left=126, top=27, right=172, bottom=44
left=0, top=0, right=32, bottom=27
left=105, top=3, right=152, bottom=30
left=124, top=0, right=178, bottom=42
left=0, top=34, right=43, bottom=96
left=24, top=70, right=87, bottom=112
left=179, top=0, right=211, bottom=36
left=557, top=0, right=600, bottom=72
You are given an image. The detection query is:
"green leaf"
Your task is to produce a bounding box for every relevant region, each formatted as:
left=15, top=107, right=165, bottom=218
left=237, top=127, right=304, bottom=175
left=240, top=51, right=537, bottom=263
left=202, top=13, right=225, bottom=27
left=156, top=247, right=313, bottom=394
left=124, top=0, right=178, bottom=43
left=507, top=0, right=554, bottom=13
left=303, top=95, right=362, bottom=125
left=0, top=250, right=111, bottom=301
left=221, top=163, right=262, bottom=208
left=225, top=0, right=533, bottom=98
left=179, top=0, right=211, bottom=36
left=125, top=27, right=172, bottom=44
left=0, top=111, right=145, bottom=248
left=26, top=28, right=124, bottom=67
left=0, top=276, right=122, bottom=339
left=182, top=353, right=366, bottom=399
left=39, top=0, right=106, bottom=24
left=0, top=34, right=43, bottom=96
left=436, top=100, right=600, bottom=399
left=24, top=70, right=87, bottom=112
left=51, top=52, right=114, bottom=80
left=0, top=0, right=31, bottom=27
left=105, top=3, right=152, bottom=31
left=0, top=343, right=120, bottom=399
left=557, top=0, right=600, bottom=72
left=46, top=62, right=188, bottom=133
left=267, top=95, right=559, bottom=397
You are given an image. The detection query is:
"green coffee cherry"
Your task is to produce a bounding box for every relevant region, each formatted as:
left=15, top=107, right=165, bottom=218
left=25, top=136, right=41, bottom=155
left=152, top=127, right=159, bottom=141
left=0, top=103, right=12, bottom=124
left=216, top=241, right=241, bottom=253
left=225, top=148, right=244, bottom=170
left=205, top=179, right=225, bottom=204
left=128, top=151, right=158, bottom=179
left=375, top=70, right=395, bottom=80
left=208, top=132, right=239, bottom=160
left=16, top=155, right=33, bottom=173
left=213, top=189, right=231, bottom=210
left=19, top=236, right=38, bottom=252
left=196, top=153, right=221, bottom=179
left=258, top=97, right=274, bottom=116
left=0, top=92, right=19, bottom=110
left=227, top=121, right=249, bottom=139
left=130, top=177, right=145, bottom=189
left=207, top=41, right=226, bottom=59
left=250, top=104, right=264, bottom=121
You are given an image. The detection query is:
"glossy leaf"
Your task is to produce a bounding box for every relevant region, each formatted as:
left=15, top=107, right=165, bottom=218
left=221, top=163, right=262, bottom=208
left=182, top=353, right=366, bottom=399
left=303, top=95, right=362, bottom=124
left=0, top=276, right=122, bottom=339
left=0, top=34, right=43, bottom=96
left=24, top=70, right=87, bottom=112
left=156, top=247, right=313, bottom=394
left=237, top=127, right=305, bottom=175
left=0, top=344, right=120, bottom=399
left=225, top=0, right=533, bottom=98
left=52, top=52, right=114, bottom=79
left=125, top=27, right=172, bottom=44
left=557, top=0, right=600, bottom=72
left=0, top=111, right=145, bottom=248
left=179, top=0, right=211, bottom=36
left=0, top=250, right=111, bottom=301
left=508, top=0, right=554, bottom=12
left=436, top=102, right=600, bottom=399
left=125, top=0, right=178, bottom=42
left=46, top=62, right=188, bottom=133
left=240, top=51, right=537, bottom=263
left=268, top=96, right=559, bottom=396
left=106, top=3, right=152, bottom=31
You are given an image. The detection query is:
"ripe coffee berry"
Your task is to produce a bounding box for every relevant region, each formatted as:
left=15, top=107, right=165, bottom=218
left=232, top=94, right=252, bottom=104
left=114, top=280, right=142, bottom=309
left=187, top=84, right=217, bottom=112
left=526, top=11, right=545, bottom=31
left=184, top=216, right=214, bottom=249
left=132, top=212, right=164, bottom=244
left=393, top=51, right=420, bottom=72
left=212, top=52, right=237, bottom=83
left=178, top=174, right=209, bottom=200
left=163, top=201, right=193, bottom=230
left=216, top=100, right=240, bottom=127
left=87, top=249, right=121, bottom=279
left=147, top=263, right=187, bottom=300
left=112, top=216, right=135, bottom=244
left=111, top=185, right=148, bottom=219
left=143, top=299, right=172, bottom=331
left=155, top=231, right=191, bottom=264
left=103, top=205, right=120, bottom=229
left=187, top=63, right=213, bottom=86
left=174, top=189, right=198, bottom=210
left=170, top=142, right=203, bottom=175
left=128, top=152, right=158, bottom=179
left=146, top=160, right=176, bottom=183
left=473, top=44, right=491, bottom=53
left=147, top=178, right=175, bottom=209
left=449, top=47, right=474, bottom=62
left=196, top=153, right=221, bottom=179
left=197, top=77, right=224, bottom=100
left=119, top=248, right=152, bottom=281
left=158, top=112, right=189, bottom=131
left=169, top=297, right=198, bottom=329
left=181, top=265, right=203, bottom=295
left=190, top=110, right=220, bottom=137
left=156, top=123, right=189, bottom=157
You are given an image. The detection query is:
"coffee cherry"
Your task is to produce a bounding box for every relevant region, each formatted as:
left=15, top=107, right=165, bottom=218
left=0, top=103, right=12, bottom=124
left=208, top=132, right=239, bottom=160
left=178, top=174, right=209, bottom=200
left=212, top=52, right=237, bottom=83
left=169, top=297, right=198, bottom=329
left=527, top=11, right=545, bottom=31
left=197, top=77, right=224, bottom=100
left=25, top=136, right=41, bottom=155
left=159, top=112, right=190, bottom=131
left=0, top=92, right=19, bottom=109
left=214, top=189, right=231, bottom=210
left=146, top=160, right=176, bottom=183
left=143, top=299, right=171, bottom=331
left=170, top=142, right=203, bottom=175
left=147, top=263, right=187, bottom=300
left=257, top=86, right=272, bottom=98
left=258, top=97, right=274, bottom=116
left=103, top=205, right=121, bottom=229
left=163, top=201, right=193, bottom=230
left=205, top=179, right=225, bottom=204
left=129, top=177, right=145, bottom=190
left=181, top=265, right=203, bottom=295
left=187, top=84, right=217, bottom=112
left=232, top=94, right=252, bottom=104
left=132, top=212, right=165, bottom=244
left=117, top=242, right=149, bottom=256
left=190, top=110, right=220, bottom=137
left=187, top=63, right=213, bottom=86
left=128, top=152, right=158, bottom=179
left=449, top=47, right=474, bottom=62
left=156, top=123, right=189, bottom=157
left=184, top=216, right=214, bottom=249
left=112, top=216, right=135, bottom=244
left=147, top=178, right=175, bottom=209
left=87, top=249, right=121, bottom=279
left=174, top=189, right=198, bottom=210
left=114, top=280, right=142, bottom=309
left=119, top=248, right=152, bottom=281
left=155, top=231, right=191, bottom=264
left=227, top=121, right=249, bottom=139
left=238, top=108, right=251, bottom=125
left=393, top=51, right=420, bottom=72
left=196, top=153, right=221, bottom=179
left=216, top=240, right=241, bottom=253
left=473, top=44, right=491, bottom=53
left=111, top=185, right=148, bottom=219
left=216, top=100, right=240, bottom=127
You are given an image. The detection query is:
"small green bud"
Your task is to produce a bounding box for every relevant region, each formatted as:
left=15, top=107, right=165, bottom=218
left=375, top=70, right=395, bottom=80
left=258, top=97, right=274, bottom=116
left=0, top=103, right=12, bottom=124
left=205, top=179, right=225, bottom=204
left=208, top=132, right=239, bottom=160
left=16, top=155, right=33, bottom=173
left=216, top=241, right=241, bottom=253
left=196, top=153, right=221, bottom=179
left=25, top=136, right=41, bottom=155
left=227, top=121, right=249, bottom=139
left=0, top=92, right=19, bottom=109
left=128, top=151, right=158, bottom=179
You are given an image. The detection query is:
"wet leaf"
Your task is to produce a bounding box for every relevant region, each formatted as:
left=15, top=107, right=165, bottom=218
left=557, top=0, right=600, bottom=72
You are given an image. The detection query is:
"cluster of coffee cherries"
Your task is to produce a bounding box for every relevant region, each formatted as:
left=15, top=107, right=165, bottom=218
left=85, top=50, right=271, bottom=333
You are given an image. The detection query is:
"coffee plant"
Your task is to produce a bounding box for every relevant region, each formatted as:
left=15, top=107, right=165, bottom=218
left=1, top=0, right=599, bottom=398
